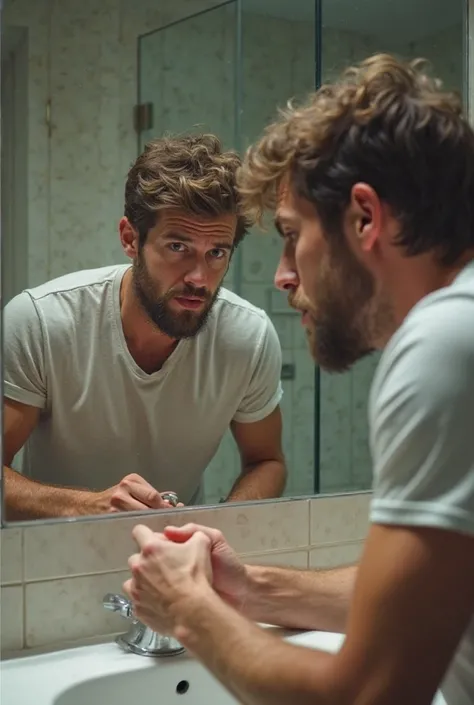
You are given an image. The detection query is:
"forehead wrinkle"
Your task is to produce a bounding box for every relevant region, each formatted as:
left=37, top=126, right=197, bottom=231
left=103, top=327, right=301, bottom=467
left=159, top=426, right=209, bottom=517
left=161, top=213, right=235, bottom=241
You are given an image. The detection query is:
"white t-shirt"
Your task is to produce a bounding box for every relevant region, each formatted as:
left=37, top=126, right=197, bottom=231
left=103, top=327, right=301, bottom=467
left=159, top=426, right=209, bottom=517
left=4, top=265, right=283, bottom=504
left=370, top=260, right=474, bottom=705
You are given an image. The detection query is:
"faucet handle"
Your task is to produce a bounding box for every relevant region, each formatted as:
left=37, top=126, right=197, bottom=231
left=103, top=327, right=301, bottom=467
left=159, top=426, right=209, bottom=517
left=103, top=593, right=134, bottom=620
left=102, top=592, right=184, bottom=657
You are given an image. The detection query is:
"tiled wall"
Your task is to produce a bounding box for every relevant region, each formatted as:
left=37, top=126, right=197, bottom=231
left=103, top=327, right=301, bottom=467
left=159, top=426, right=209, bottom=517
left=0, top=492, right=371, bottom=653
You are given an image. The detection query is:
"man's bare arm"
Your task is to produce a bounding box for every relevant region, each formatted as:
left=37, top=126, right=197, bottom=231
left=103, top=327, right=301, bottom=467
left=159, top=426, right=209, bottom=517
left=3, top=398, right=174, bottom=520
left=243, top=564, right=356, bottom=633
left=3, top=466, right=101, bottom=520
left=167, top=524, right=474, bottom=705
left=165, top=522, right=356, bottom=634
left=227, top=408, right=287, bottom=501
left=3, top=398, right=104, bottom=519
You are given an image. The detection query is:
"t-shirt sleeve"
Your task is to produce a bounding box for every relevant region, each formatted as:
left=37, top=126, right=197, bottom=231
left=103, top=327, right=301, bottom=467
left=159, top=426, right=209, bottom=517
left=370, top=294, right=474, bottom=537
left=233, top=313, right=283, bottom=424
left=4, top=291, right=47, bottom=409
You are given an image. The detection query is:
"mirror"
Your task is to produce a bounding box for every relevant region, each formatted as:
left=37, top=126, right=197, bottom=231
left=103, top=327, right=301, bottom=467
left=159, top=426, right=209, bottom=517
left=1, top=0, right=468, bottom=524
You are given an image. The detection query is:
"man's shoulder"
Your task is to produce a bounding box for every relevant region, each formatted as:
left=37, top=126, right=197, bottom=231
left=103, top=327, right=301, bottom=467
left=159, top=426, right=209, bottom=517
left=374, top=263, right=474, bottom=405
left=199, top=288, right=276, bottom=360
left=370, top=262, right=474, bottom=536
left=25, top=264, right=127, bottom=304
left=10, top=265, right=128, bottom=340
left=213, top=288, right=269, bottom=328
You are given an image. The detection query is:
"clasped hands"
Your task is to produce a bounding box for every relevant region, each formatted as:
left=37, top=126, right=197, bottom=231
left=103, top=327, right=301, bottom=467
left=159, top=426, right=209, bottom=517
left=123, top=522, right=248, bottom=641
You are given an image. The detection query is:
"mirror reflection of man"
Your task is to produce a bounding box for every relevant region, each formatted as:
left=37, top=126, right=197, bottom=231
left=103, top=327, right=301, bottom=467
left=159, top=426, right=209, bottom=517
left=3, top=135, right=286, bottom=520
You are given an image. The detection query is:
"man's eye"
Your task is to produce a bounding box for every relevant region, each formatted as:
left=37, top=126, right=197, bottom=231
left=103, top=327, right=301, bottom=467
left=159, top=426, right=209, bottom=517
left=210, top=249, right=226, bottom=259
left=169, top=242, right=186, bottom=253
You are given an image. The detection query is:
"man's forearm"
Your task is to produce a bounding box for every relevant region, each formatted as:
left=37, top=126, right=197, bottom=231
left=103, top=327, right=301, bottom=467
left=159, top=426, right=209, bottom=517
left=242, top=564, right=356, bottom=633
left=175, top=587, right=340, bottom=705
left=226, top=461, right=286, bottom=502
left=3, top=466, right=98, bottom=520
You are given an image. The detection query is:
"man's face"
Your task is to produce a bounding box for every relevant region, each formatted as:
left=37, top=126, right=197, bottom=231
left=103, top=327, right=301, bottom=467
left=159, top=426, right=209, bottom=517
left=131, top=209, right=236, bottom=339
left=274, top=183, right=391, bottom=372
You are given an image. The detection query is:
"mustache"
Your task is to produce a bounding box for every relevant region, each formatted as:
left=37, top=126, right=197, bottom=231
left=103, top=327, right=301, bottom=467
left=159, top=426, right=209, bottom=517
left=168, top=284, right=211, bottom=301
left=288, top=292, right=306, bottom=312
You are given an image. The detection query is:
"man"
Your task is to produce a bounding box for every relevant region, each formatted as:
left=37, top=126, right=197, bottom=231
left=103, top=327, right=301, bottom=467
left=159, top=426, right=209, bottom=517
left=3, top=134, right=286, bottom=520
left=124, top=55, right=474, bottom=705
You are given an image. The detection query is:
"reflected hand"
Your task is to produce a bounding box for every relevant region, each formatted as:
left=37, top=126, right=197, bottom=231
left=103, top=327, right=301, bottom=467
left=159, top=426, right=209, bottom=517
left=123, top=524, right=213, bottom=635
left=92, top=474, right=183, bottom=513
left=164, top=524, right=249, bottom=610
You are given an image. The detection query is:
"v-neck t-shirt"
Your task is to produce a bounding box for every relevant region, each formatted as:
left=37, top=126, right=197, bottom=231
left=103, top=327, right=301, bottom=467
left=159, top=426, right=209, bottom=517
left=4, top=264, right=283, bottom=504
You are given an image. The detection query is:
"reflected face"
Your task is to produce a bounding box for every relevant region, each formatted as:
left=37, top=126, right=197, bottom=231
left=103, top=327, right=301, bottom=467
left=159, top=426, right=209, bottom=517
left=132, top=210, right=236, bottom=339
left=274, top=184, right=390, bottom=372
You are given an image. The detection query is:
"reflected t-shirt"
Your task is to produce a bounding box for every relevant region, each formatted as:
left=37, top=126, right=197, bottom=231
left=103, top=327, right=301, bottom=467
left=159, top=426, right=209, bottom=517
left=4, top=265, right=283, bottom=504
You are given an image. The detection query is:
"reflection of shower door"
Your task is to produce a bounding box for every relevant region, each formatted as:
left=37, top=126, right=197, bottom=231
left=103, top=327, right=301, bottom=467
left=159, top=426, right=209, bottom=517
left=1, top=26, right=28, bottom=304
left=136, top=1, right=238, bottom=152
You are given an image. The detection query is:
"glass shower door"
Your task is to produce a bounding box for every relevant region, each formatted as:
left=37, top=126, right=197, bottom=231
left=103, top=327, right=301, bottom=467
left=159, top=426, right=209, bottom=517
left=137, top=2, right=238, bottom=153
left=239, top=0, right=319, bottom=499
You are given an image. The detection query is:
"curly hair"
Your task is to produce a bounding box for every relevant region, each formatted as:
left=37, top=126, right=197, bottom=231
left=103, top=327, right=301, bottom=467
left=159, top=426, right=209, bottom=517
left=125, top=133, right=252, bottom=247
left=237, top=53, right=474, bottom=266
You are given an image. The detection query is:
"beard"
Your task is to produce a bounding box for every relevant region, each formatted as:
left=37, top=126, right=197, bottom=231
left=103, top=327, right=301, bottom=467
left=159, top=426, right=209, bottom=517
left=293, top=241, right=393, bottom=373
left=132, top=251, right=220, bottom=339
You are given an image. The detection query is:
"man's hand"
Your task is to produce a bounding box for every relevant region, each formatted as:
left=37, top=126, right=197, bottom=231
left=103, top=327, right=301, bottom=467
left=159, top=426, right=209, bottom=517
left=92, top=474, right=184, bottom=513
left=123, top=524, right=213, bottom=635
left=164, top=524, right=249, bottom=609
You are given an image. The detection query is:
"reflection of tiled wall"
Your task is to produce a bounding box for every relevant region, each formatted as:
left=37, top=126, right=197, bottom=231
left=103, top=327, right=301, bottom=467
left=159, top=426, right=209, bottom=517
left=1, top=492, right=371, bottom=652
left=314, top=24, right=463, bottom=495
left=2, top=0, right=464, bottom=502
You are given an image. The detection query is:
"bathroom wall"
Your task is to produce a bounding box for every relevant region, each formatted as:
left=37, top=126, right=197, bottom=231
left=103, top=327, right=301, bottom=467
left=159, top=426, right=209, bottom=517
left=0, top=492, right=371, bottom=653
left=2, top=0, right=466, bottom=505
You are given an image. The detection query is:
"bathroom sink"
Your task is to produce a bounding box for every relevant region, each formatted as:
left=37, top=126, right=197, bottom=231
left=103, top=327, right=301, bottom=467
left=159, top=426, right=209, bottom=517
left=0, top=629, right=447, bottom=705
left=0, top=630, right=342, bottom=705
left=55, top=654, right=236, bottom=705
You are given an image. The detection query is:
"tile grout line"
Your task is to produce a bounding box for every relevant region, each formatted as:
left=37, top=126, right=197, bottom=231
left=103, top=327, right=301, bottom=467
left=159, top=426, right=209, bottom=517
left=15, top=541, right=367, bottom=585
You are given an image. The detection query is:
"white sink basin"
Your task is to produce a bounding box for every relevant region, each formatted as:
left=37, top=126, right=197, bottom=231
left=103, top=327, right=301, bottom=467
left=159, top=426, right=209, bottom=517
left=0, top=629, right=446, bottom=705
left=55, top=652, right=236, bottom=705
left=0, top=630, right=342, bottom=705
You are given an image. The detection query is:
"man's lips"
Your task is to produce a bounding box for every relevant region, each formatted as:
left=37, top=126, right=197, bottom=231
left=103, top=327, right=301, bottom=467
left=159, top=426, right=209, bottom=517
left=173, top=296, right=206, bottom=310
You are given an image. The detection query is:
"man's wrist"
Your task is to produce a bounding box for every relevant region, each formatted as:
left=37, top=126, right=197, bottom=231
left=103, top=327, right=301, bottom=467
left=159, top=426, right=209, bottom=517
left=172, top=583, right=221, bottom=648
left=237, top=564, right=268, bottom=617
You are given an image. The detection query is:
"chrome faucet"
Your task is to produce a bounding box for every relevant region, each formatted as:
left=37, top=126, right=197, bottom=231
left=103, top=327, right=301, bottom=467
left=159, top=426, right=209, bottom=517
left=103, top=593, right=185, bottom=657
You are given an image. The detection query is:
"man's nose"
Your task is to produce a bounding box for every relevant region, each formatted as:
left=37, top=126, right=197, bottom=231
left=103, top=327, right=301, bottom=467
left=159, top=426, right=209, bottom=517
left=184, top=261, right=208, bottom=288
left=274, top=258, right=299, bottom=292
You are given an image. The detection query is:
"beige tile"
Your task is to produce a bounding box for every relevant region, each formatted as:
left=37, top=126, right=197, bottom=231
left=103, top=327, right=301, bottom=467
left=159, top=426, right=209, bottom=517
left=1, top=527, right=23, bottom=585
left=242, top=550, right=308, bottom=569
left=310, top=493, right=371, bottom=546
left=309, top=541, right=364, bottom=570
left=205, top=500, right=310, bottom=554
left=24, top=499, right=310, bottom=581
left=25, top=571, right=129, bottom=648
left=1, top=586, right=24, bottom=652
left=24, top=510, right=192, bottom=581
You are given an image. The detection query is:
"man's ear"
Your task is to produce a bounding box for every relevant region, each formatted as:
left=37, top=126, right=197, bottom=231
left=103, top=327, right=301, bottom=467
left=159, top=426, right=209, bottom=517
left=351, top=183, right=382, bottom=254
left=119, top=217, right=139, bottom=259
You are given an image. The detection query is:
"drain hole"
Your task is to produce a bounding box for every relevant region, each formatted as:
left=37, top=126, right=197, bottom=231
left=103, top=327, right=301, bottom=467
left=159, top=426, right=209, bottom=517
left=176, top=680, right=190, bottom=695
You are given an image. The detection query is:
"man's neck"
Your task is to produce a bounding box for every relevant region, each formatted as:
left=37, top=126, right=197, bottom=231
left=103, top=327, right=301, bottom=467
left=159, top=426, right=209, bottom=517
left=119, top=268, right=177, bottom=373
left=390, top=252, right=474, bottom=330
